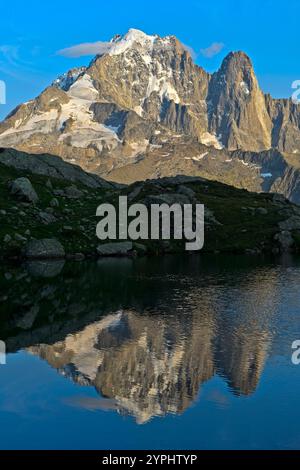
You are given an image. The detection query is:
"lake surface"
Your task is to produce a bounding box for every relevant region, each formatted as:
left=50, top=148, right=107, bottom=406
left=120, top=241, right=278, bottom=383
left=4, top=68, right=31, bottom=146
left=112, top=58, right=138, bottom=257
left=0, top=254, right=300, bottom=450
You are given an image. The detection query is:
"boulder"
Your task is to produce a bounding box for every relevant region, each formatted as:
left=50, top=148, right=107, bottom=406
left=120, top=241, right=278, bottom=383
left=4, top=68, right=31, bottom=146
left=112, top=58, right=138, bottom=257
left=9, top=177, right=38, bottom=203
left=274, top=231, right=294, bottom=252
left=45, top=179, right=53, bottom=190
left=61, top=225, right=74, bottom=233
left=14, top=233, right=27, bottom=242
left=256, top=207, right=268, bottom=215
left=22, top=238, right=65, bottom=259
left=15, top=305, right=39, bottom=330
left=279, top=216, right=300, bottom=231
left=50, top=198, right=59, bottom=207
left=45, top=207, right=54, bottom=214
left=205, top=208, right=222, bottom=226
left=97, top=241, right=133, bottom=256
left=38, top=211, right=57, bottom=225
left=53, top=189, right=65, bottom=196
left=133, top=242, right=148, bottom=255
left=65, top=185, right=84, bottom=199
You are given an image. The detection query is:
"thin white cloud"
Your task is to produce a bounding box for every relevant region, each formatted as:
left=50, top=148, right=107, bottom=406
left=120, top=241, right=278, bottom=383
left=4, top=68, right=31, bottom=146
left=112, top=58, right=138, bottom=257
left=57, top=41, right=112, bottom=58
left=200, top=42, right=225, bottom=58
left=58, top=37, right=198, bottom=60
left=0, top=45, right=41, bottom=80
left=0, top=45, right=20, bottom=66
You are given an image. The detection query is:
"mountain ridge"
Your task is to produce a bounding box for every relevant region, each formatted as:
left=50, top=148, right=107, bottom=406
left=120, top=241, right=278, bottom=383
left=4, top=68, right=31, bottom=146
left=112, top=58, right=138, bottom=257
left=0, top=28, right=300, bottom=201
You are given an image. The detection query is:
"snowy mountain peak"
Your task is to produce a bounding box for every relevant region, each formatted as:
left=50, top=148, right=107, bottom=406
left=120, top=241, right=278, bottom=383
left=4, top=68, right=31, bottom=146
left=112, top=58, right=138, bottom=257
left=109, top=28, right=157, bottom=56
left=125, top=28, right=156, bottom=42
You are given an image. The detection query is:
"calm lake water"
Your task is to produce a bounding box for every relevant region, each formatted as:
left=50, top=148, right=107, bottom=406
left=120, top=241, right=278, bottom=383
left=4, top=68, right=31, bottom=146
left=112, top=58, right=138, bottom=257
left=0, top=254, right=299, bottom=450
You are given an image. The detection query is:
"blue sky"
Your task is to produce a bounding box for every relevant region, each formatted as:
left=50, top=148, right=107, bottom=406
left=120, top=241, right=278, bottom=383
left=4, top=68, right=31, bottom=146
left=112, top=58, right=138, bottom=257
left=0, top=0, right=299, bottom=119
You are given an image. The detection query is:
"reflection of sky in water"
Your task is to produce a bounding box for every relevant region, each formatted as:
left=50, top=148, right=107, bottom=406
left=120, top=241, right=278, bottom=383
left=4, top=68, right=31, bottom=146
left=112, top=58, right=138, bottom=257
left=0, top=254, right=300, bottom=449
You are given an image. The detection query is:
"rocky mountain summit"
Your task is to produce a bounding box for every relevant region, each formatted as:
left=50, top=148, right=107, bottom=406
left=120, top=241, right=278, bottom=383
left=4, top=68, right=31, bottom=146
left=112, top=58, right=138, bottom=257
left=1, top=29, right=300, bottom=200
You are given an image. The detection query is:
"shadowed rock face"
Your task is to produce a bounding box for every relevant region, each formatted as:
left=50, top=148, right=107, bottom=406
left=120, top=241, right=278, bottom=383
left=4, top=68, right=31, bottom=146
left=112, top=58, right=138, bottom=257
left=0, top=148, right=114, bottom=189
left=207, top=52, right=272, bottom=151
left=266, top=95, right=300, bottom=153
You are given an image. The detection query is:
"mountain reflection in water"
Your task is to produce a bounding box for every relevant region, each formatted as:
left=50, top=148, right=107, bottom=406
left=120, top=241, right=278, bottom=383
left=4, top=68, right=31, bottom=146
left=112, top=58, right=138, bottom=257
left=0, top=254, right=299, bottom=426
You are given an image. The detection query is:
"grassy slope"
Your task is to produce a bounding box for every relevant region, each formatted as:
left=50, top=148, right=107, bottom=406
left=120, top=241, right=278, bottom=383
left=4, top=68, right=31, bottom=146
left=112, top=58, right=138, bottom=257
left=0, top=161, right=299, bottom=258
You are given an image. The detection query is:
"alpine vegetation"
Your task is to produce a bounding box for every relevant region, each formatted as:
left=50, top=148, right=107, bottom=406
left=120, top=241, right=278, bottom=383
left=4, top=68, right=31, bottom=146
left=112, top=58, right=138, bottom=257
left=96, top=196, right=204, bottom=251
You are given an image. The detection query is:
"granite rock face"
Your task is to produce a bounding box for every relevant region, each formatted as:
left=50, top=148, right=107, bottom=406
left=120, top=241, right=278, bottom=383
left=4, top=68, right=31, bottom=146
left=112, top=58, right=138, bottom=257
left=1, top=29, right=300, bottom=160
left=9, top=177, right=39, bottom=203
left=207, top=52, right=272, bottom=151
left=1, top=29, right=300, bottom=201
